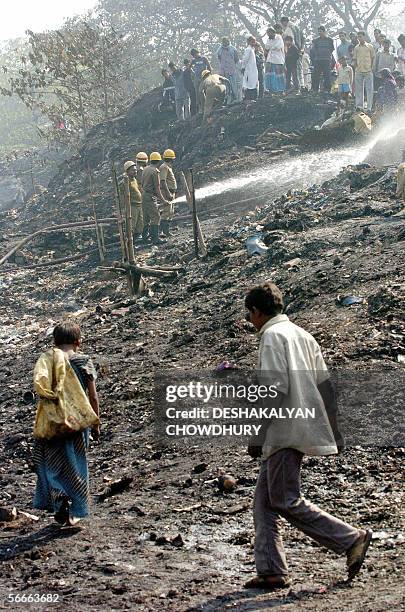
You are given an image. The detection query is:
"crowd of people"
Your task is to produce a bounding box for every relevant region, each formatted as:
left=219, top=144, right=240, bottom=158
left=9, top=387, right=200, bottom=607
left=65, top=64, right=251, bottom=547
left=159, top=18, right=405, bottom=121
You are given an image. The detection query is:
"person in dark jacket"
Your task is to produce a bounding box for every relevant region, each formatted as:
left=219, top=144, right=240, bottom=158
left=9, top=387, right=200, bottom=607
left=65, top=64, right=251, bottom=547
left=285, top=35, right=300, bottom=91
left=183, top=59, right=197, bottom=116
left=311, top=26, right=335, bottom=92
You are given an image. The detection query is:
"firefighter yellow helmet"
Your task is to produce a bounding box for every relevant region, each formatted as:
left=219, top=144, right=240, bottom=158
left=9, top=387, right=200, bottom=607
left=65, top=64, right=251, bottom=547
left=149, top=152, right=162, bottom=161
left=124, top=160, right=136, bottom=172
left=136, top=151, right=148, bottom=161
left=201, top=69, right=211, bottom=79
left=163, top=149, right=176, bottom=160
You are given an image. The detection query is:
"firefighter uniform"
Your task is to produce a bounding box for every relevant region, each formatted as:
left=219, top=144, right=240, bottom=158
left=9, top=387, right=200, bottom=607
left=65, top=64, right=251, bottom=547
left=159, top=162, right=177, bottom=221
left=119, top=166, right=143, bottom=237
left=199, top=71, right=227, bottom=121
left=141, top=165, right=161, bottom=226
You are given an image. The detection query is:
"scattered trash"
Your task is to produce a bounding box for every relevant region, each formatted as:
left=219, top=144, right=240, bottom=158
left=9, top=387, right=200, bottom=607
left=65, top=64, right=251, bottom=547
left=246, top=234, right=268, bottom=256
left=192, top=463, right=208, bottom=474
left=95, top=477, right=133, bottom=503
left=337, top=295, right=365, bottom=307
left=22, top=390, right=35, bottom=404
left=217, top=474, right=237, bottom=493
left=0, top=507, right=18, bottom=522
left=216, top=361, right=237, bottom=371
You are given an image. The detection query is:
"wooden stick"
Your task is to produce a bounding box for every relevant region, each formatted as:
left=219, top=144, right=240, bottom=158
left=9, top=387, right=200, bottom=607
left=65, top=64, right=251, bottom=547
left=112, top=164, right=129, bottom=262
left=0, top=218, right=115, bottom=267
left=9, top=244, right=120, bottom=270
left=87, top=165, right=105, bottom=263
left=123, top=174, right=140, bottom=295
left=181, top=171, right=207, bottom=257
left=190, top=169, right=199, bottom=259
left=100, top=263, right=178, bottom=278
left=112, top=164, right=135, bottom=295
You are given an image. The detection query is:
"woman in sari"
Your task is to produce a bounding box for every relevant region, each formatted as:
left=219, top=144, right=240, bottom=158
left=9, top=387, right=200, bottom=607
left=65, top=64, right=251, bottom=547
left=33, top=322, right=100, bottom=526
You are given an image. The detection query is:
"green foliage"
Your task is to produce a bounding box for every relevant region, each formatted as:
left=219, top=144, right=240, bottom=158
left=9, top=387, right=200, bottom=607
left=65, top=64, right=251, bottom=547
left=0, top=0, right=391, bottom=153
left=1, top=17, right=132, bottom=146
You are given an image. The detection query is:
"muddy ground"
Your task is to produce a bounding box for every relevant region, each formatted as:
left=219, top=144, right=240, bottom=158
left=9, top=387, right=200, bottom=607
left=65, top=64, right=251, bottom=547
left=0, top=156, right=404, bottom=611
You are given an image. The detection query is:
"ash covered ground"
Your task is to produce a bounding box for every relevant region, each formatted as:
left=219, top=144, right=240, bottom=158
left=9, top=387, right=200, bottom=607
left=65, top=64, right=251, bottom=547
left=0, top=93, right=404, bottom=611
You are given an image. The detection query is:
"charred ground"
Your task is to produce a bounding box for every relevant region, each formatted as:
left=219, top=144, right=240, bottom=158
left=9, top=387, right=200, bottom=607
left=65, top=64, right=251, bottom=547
left=0, top=91, right=404, bottom=611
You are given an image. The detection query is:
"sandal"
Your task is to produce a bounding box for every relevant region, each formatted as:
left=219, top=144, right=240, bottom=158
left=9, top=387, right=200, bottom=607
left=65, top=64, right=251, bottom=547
left=244, top=575, right=291, bottom=590
left=347, top=529, right=372, bottom=580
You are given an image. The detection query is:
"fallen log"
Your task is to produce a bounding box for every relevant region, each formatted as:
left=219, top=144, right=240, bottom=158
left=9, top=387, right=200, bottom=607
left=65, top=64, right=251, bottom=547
left=7, top=244, right=120, bottom=270
left=0, top=218, right=115, bottom=267
left=99, top=262, right=179, bottom=278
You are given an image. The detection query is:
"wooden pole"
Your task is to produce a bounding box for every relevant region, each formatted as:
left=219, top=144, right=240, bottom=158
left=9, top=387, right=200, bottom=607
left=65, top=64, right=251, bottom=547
left=0, top=218, right=115, bottom=268
left=112, top=164, right=134, bottom=295
left=123, top=174, right=136, bottom=264
left=189, top=169, right=199, bottom=259
left=123, top=174, right=141, bottom=294
left=181, top=171, right=207, bottom=257
left=112, top=164, right=129, bottom=262
left=87, top=165, right=105, bottom=263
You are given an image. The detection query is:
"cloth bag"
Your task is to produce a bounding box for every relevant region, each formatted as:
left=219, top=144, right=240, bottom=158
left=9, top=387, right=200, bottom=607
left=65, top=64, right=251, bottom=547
left=33, top=348, right=99, bottom=439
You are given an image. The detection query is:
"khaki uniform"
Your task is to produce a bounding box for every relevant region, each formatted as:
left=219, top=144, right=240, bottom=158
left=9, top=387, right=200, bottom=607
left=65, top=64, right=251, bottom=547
left=136, top=164, right=146, bottom=187
left=159, top=162, right=177, bottom=221
left=199, top=74, right=227, bottom=120
left=141, top=165, right=161, bottom=225
left=119, top=175, right=144, bottom=235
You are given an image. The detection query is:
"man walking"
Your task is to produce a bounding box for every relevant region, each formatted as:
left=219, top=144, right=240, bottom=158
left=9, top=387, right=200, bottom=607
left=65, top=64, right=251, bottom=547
left=217, top=37, right=240, bottom=102
left=352, top=31, right=375, bottom=110
left=244, top=282, right=372, bottom=590
left=311, top=26, right=334, bottom=92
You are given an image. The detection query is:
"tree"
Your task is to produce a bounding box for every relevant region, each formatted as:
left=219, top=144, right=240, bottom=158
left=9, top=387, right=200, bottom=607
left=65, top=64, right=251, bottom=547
left=1, top=16, right=130, bottom=145
left=219, top=0, right=389, bottom=38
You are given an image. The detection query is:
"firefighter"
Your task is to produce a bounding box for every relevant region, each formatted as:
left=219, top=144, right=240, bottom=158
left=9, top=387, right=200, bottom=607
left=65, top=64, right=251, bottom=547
left=159, top=149, right=177, bottom=237
left=135, top=151, right=148, bottom=186
left=199, top=69, right=229, bottom=121
left=141, top=152, right=170, bottom=245
left=119, top=161, right=143, bottom=241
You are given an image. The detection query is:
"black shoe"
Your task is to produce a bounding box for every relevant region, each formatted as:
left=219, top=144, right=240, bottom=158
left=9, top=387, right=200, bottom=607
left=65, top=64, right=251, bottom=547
left=160, top=220, right=171, bottom=237
left=150, top=225, right=166, bottom=245
left=141, top=225, right=150, bottom=243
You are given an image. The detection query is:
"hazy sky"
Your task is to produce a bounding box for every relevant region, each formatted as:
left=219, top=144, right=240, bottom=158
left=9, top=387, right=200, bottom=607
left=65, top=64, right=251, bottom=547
left=1, top=0, right=97, bottom=41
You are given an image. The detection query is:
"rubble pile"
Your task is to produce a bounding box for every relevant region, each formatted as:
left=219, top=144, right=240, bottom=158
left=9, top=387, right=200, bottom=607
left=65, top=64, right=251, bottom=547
left=0, top=92, right=356, bottom=237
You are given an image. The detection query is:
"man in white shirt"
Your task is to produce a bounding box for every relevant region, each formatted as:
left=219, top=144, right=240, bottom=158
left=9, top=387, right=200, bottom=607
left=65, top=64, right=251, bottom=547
left=243, top=282, right=372, bottom=591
